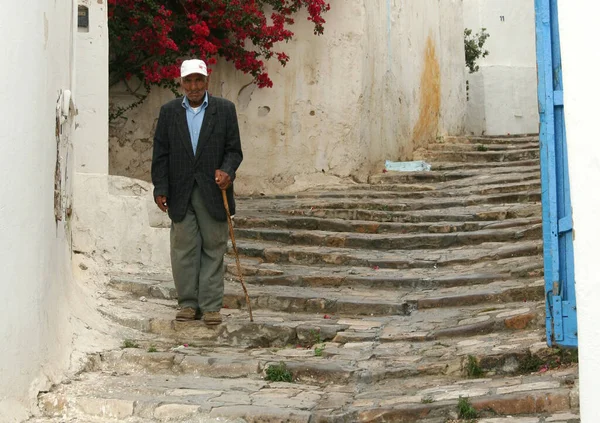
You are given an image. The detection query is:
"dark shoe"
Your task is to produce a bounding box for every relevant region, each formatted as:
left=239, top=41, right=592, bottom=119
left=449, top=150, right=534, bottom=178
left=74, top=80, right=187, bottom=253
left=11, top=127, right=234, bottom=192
left=176, top=307, right=197, bottom=321
left=203, top=311, right=222, bottom=326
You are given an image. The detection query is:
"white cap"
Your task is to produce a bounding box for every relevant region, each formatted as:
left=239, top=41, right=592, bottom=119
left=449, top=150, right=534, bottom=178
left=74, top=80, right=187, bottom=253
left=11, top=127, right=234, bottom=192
left=180, top=59, right=208, bottom=78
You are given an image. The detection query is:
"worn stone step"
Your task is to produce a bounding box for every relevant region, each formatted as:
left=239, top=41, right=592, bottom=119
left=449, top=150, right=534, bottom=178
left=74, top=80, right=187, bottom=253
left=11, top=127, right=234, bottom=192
left=233, top=225, right=542, bottom=251
left=417, top=148, right=540, bottom=163
left=409, top=279, right=544, bottom=310
left=59, top=287, right=565, bottom=378
left=436, top=181, right=541, bottom=197
left=234, top=215, right=541, bottom=236
left=110, top=253, right=543, bottom=293
left=234, top=278, right=545, bottom=316
left=39, top=366, right=577, bottom=423
left=99, top=297, right=345, bottom=349
left=437, top=172, right=540, bottom=189
left=368, top=165, right=540, bottom=184
left=431, top=159, right=540, bottom=171
left=109, top=277, right=412, bottom=316
left=444, top=135, right=539, bottom=144
left=265, top=171, right=541, bottom=197
left=241, top=181, right=541, bottom=203
left=82, top=325, right=569, bottom=386
left=104, top=278, right=547, bottom=338
left=302, top=164, right=541, bottom=193
left=296, top=177, right=539, bottom=195
left=110, top=272, right=544, bottom=317
left=293, top=191, right=540, bottom=213
left=234, top=240, right=543, bottom=269
left=40, top=372, right=317, bottom=422
left=262, top=193, right=541, bottom=224
left=227, top=256, right=543, bottom=290
left=337, top=375, right=577, bottom=423
left=427, top=142, right=540, bottom=152
left=293, top=203, right=540, bottom=223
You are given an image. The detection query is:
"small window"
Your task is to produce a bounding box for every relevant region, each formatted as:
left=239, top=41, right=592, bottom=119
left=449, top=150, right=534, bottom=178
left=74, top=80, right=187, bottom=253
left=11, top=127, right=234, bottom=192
left=78, top=5, right=89, bottom=32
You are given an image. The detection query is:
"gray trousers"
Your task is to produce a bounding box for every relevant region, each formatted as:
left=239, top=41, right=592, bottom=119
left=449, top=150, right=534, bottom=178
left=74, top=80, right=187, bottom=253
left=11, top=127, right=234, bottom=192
left=170, top=184, right=228, bottom=312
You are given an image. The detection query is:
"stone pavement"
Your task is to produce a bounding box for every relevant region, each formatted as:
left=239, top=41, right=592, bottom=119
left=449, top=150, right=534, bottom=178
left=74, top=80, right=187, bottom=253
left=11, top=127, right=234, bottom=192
left=31, top=135, right=579, bottom=422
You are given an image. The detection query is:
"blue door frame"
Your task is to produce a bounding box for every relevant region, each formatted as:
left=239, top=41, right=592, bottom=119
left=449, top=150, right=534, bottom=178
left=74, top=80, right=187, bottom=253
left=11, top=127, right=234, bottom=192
left=534, top=0, right=577, bottom=347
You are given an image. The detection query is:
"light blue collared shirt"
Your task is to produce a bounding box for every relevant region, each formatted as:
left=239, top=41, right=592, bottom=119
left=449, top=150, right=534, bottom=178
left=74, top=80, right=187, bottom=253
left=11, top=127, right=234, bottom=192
left=182, top=93, right=209, bottom=155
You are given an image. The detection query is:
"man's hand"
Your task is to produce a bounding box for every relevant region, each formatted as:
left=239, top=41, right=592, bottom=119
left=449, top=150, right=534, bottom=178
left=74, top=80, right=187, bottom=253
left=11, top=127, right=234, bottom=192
left=155, top=195, right=168, bottom=213
left=215, top=170, right=231, bottom=190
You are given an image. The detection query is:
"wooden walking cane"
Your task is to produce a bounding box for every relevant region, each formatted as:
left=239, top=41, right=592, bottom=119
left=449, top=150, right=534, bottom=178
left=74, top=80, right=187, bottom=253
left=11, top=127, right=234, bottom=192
left=221, top=190, right=254, bottom=322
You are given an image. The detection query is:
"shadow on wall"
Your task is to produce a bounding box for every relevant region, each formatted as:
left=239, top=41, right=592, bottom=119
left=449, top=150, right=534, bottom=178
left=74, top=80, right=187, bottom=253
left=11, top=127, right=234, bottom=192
left=412, top=35, right=441, bottom=149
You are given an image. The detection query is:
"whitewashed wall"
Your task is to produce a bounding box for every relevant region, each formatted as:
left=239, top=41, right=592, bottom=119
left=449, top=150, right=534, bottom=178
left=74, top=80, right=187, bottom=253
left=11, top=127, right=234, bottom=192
left=74, top=0, right=109, bottom=174
left=464, top=0, right=539, bottom=136
left=559, top=0, right=600, bottom=420
left=110, top=0, right=466, bottom=195
left=0, top=1, right=77, bottom=420
left=70, top=0, right=171, bottom=272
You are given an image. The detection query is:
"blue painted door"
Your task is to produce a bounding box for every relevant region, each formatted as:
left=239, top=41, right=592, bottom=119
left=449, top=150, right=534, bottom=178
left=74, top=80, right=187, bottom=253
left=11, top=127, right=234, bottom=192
left=534, top=0, right=577, bottom=347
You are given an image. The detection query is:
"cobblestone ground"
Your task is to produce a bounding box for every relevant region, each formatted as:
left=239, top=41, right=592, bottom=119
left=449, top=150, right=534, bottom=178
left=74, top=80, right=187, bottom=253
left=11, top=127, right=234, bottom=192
left=33, top=136, right=579, bottom=422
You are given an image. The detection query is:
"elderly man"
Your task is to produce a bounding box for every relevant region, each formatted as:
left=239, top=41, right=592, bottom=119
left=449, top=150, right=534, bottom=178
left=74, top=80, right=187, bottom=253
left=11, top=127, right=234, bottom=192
left=151, top=59, right=243, bottom=325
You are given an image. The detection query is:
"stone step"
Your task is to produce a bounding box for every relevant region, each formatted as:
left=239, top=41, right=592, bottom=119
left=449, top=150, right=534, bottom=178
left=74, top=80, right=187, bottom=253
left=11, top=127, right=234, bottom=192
left=368, top=164, right=540, bottom=184
left=234, top=215, right=541, bottom=235
left=69, top=286, right=566, bottom=382
left=241, top=180, right=541, bottom=202
left=444, top=135, right=539, bottom=144
left=232, top=224, right=542, bottom=251
left=288, top=176, right=539, bottom=195
left=342, top=371, right=577, bottom=423
left=109, top=272, right=545, bottom=317
left=417, top=148, right=540, bottom=163
left=290, top=203, right=540, bottom=223
left=279, top=170, right=541, bottom=196
left=109, top=275, right=408, bottom=316
left=39, top=367, right=577, bottom=423
left=226, top=255, right=543, bottom=290
left=155, top=203, right=542, bottom=233
left=81, top=326, right=566, bottom=385
left=103, top=280, right=547, bottom=343
left=234, top=240, right=543, bottom=269
left=109, top=253, right=543, bottom=293
left=428, top=181, right=540, bottom=197
left=278, top=191, right=541, bottom=215
left=431, top=159, right=540, bottom=171
left=437, top=172, right=541, bottom=190
left=427, top=142, right=540, bottom=151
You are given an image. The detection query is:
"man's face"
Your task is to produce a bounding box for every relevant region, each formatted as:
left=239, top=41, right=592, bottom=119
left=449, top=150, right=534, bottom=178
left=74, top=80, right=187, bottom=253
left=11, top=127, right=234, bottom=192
left=181, top=73, right=208, bottom=105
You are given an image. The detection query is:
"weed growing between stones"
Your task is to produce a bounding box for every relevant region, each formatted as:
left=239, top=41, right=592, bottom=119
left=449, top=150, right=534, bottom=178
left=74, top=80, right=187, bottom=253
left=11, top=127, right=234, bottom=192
left=314, top=345, right=325, bottom=357
left=518, top=348, right=578, bottom=374
left=309, top=329, right=322, bottom=345
left=121, top=339, right=139, bottom=349
left=148, top=346, right=157, bottom=353
left=465, top=355, right=484, bottom=378
left=421, top=396, right=434, bottom=404
left=477, top=144, right=489, bottom=152
left=265, top=362, right=293, bottom=382
left=518, top=350, right=545, bottom=373
left=457, top=396, right=478, bottom=419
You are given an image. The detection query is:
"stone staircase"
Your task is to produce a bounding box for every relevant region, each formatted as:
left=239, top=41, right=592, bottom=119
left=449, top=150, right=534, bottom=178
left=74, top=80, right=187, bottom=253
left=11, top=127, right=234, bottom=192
left=33, top=135, right=580, bottom=423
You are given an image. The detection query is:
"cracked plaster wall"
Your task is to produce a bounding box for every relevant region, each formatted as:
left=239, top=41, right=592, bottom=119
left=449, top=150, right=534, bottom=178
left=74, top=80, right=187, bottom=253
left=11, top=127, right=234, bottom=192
left=0, top=1, right=78, bottom=420
left=109, top=0, right=466, bottom=195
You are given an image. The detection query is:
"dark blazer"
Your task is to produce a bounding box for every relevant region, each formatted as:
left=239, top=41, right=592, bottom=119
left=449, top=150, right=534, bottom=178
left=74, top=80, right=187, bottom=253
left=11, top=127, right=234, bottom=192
left=151, top=95, right=243, bottom=222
